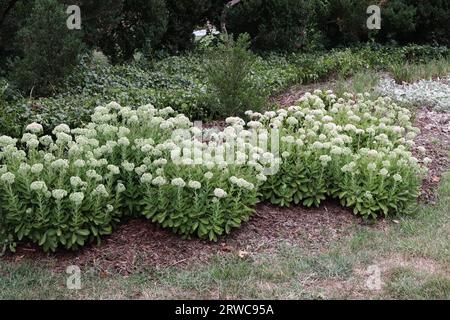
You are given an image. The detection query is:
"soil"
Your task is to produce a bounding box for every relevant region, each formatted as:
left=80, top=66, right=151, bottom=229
left=270, top=82, right=334, bottom=107
left=412, top=107, right=450, bottom=203
left=6, top=200, right=359, bottom=275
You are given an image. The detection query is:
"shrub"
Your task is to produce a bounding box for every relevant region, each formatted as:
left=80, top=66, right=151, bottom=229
left=408, top=0, right=450, bottom=46
left=163, top=0, right=213, bottom=53
left=0, top=79, right=22, bottom=137
left=0, top=0, right=32, bottom=69
left=224, top=0, right=314, bottom=52
left=60, top=0, right=124, bottom=51
left=98, top=0, right=169, bottom=61
left=204, top=34, right=266, bottom=118
left=314, top=0, right=373, bottom=47
left=313, top=0, right=450, bottom=47
left=379, top=0, right=417, bottom=44
left=9, top=0, right=83, bottom=96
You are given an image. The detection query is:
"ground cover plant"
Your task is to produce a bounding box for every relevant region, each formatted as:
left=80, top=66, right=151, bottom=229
left=0, top=101, right=275, bottom=252
left=377, top=76, right=450, bottom=113
left=244, top=90, right=428, bottom=217
left=0, top=86, right=433, bottom=254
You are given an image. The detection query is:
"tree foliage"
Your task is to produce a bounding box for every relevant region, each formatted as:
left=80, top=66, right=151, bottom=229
left=9, top=0, right=83, bottom=96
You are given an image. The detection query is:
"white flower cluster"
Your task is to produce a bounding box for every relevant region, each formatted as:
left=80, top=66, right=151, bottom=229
left=242, top=90, right=427, bottom=212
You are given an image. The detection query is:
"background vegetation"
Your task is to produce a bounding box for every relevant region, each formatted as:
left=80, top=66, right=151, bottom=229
left=1, top=0, right=449, bottom=98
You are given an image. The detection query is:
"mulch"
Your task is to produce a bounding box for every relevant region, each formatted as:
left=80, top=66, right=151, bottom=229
left=5, top=200, right=359, bottom=275
left=2, top=88, right=449, bottom=274
left=412, top=107, right=449, bottom=203
left=270, top=82, right=332, bottom=107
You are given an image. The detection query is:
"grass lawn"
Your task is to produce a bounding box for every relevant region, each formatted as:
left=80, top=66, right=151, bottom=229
left=1, top=170, right=448, bottom=300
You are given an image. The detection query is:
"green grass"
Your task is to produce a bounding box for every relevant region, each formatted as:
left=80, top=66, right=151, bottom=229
left=386, top=267, right=450, bottom=299
left=389, top=58, right=450, bottom=84
left=334, top=71, right=380, bottom=96
left=1, top=172, right=449, bottom=299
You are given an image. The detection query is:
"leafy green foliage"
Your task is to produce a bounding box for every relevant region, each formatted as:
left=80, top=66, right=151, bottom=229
left=8, top=0, right=83, bottom=96
left=314, top=0, right=449, bottom=47
left=313, top=0, right=373, bottom=47
left=255, top=91, right=426, bottom=218
left=140, top=164, right=261, bottom=242
left=0, top=101, right=269, bottom=251
left=1, top=45, right=447, bottom=137
left=0, top=79, right=22, bottom=137
left=0, top=0, right=31, bottom=69
left=98, top=0, right=168, bottom=62
left=204, top=34, right=266, bottom=117
left=225, top=0, right=314, bottom=52
left=389, top=58, right=450, bottom=84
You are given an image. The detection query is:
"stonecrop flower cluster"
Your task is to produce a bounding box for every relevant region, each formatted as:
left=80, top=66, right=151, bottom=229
left=0, top=101, right=271, bottom=252
left=0, top=90, right=429, bottom=253
left=241, top=90, right=428, bottom=217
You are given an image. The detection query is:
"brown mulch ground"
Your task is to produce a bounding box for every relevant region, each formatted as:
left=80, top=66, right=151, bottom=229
left=3, top=85, right=449, bottom=275
left=270, top=82, right=332, bottom=106
left=412, top=107, right=449, bottom=203
left=6, top=200, right=359, bottom=275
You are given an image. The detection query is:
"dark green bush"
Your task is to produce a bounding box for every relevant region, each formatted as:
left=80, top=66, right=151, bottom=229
left=314, top=0, right=373, bottom=47
left=98, top=0, right=169, bottom=62
left=9, top=0, right=83, bottom=96
left=163, top=0, right=211, bottom=53
left=406, top=0, right=449, bottom=45
left=0, top=79, right=23, bottom=136
left=60, top=0, right=124, bottom=50
left=378, top=0, right=417, bottom=44
left=204, top=34, right=267, bottom=117
left=224, top=0, right=314, bottom=52
left=314, top=0, right=450, bottom=47
left=0, top=0, right=31, bottom=69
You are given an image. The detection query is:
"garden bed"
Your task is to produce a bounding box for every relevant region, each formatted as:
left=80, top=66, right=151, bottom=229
left=4, top=87, right=449, bottom=275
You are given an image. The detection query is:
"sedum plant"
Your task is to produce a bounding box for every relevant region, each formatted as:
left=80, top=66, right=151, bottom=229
left=242, top=90, right=428, bottom=218
left=0, top=101, right=271, bottom=251
left=0, top=89, right=430, bottom=253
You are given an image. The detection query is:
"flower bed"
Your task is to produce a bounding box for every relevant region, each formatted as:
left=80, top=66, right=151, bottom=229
left=0, top=102, right=271, bottom=252
left=0, top=91, right=429, bottom=253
